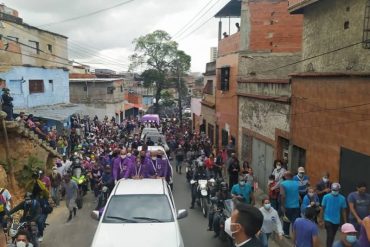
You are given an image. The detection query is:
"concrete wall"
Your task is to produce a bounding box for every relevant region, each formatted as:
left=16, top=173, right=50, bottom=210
left=76, top=102, right=124, bottom=121
left=240, top=0, right=303, bottom=52
left=291, top=74, right=370, bottom=184
left=301, top=0, right=370, bottom=72
left=218, top=32, right=241, bottom=57
left=238, top=52, right=302, bottom=79
left=0, top=21, right=68, bottom=68
left=0, top=66, right=69, bottom=108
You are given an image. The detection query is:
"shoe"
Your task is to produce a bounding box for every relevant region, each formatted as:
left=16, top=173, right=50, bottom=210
left=190, top=205, right=194, bottom=209
left=38, top=237, right=44, bottom=242
left=67, top=215, right=72, bottom=222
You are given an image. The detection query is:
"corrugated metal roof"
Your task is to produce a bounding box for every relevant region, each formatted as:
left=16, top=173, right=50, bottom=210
left=215, top=0, right=242, bottom=18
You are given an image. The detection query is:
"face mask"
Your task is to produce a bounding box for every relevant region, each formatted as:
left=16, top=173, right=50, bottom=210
left=16, top=241, right=27, bottom=247
left=152, top=157, right=157, bottom=160
left=322, top=177, right=329, bottom=183
left=224, top=218, right=240, bottom=238
left=308, top=192, right=315, bottom=197
left=121, top=155, right=126, bottom=159
left=264, top=204, right=271, bottom=210
left=127, top=153, right=132, bottom=157
left=239, top=181, right=245, bottom=187
left=346, top=235, right=357, bottom=244
left=276, top=165, right=281, bottom=170
left=332, top=191, right=339, bottom=196
left=298, top=173, right=304, bottom=177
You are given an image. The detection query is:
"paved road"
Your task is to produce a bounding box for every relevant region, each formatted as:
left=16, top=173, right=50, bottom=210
left=43, top=169, right=279, bottom=247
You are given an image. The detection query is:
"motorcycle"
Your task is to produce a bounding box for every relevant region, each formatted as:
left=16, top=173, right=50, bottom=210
left=217, top=199, right=233, bottom=243
left=190, top=178, right=215, bottom=217
left=8, top=218, right=40, bottom=247
left=185, top=160, right=196, bottom=183
left=96, top=185, right=110, bottom=210
left=71, top=167, right=89, bottom=209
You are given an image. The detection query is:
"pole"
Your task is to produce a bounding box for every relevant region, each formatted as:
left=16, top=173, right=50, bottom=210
left=0, top=111, right=14, bottom=189
left=177, top=63, right=183, bottom=126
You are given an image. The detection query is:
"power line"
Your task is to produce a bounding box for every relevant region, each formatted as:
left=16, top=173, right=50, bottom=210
left=172, top=0, right=214, bottom=38
left=177, top=16, right=214, bottom=41
left=173, top=0, right=224, bottom=40
left=38, top=0, right=136, bottom=27
left=256, top=41, right=364, bottom=74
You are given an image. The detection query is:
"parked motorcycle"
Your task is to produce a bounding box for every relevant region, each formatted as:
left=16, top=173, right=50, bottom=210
left=71, top=166, right=89, bottom=209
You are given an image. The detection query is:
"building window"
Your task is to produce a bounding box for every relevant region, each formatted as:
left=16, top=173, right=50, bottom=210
left=29, top=80, right=44, bottom=94
left=47, top=44, right=53, bottom=53
left=107, top=86, right=115, bottom=94
left=221, top=129, right=229, bottom=147
left=29, top=40, right=40, bottom=54
left=292, top=145, right=306, bottom=171
left=83, top=86, right=87, bottom=92
left=220, top=67, right=230, bottom=91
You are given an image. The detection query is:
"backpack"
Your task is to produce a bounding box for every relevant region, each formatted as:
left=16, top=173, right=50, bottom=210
left=0, top=188, right=7, bottom=213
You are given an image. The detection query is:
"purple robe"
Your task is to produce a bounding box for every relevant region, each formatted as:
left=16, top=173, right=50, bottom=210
left=126, top=157, right=155, bottom=178
left=113, top=156, right=133, bottom=180
left=150, top=158, right=168, bottom=177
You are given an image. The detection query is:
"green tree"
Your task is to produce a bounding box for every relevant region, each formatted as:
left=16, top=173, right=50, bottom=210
left=130, top=30, right=178, bottom=113
left=160, top=91, right=175, bottom=107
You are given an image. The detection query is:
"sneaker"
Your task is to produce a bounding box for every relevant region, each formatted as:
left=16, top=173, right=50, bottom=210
left=38, top=237, right=44, bottom=242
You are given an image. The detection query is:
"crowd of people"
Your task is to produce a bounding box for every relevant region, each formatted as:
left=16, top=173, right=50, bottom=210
left=0, top=110, right=369, bottom=247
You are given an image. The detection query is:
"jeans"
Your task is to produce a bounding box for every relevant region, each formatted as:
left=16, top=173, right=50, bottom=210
left=324, top=221, right=339, bottom=247
left=259, top=232, right=272, bottom=247
left=51, top=186, right=60, bottom=206
left=208, top=211, right=214, bottom=229
left=190, top=184, right=197, bottom=207
left=283, top=207, right=300, bottom=235
left=213, top=213, right=221, bottom=235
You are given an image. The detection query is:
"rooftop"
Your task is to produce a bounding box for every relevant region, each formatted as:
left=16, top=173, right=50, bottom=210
left=214, top=0, right=242, bottom=18
left=288, top=0, right=321, bottom=14
left=69, top=78, right=124, bottom=82
left=114, top=179, right=167, bottom=195
left=14, top=104, right=84, bottom=122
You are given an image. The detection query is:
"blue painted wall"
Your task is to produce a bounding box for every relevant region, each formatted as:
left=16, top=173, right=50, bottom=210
left=0, top=66, right=69, bottom=109
left=143, top=96, right=153, bottom=106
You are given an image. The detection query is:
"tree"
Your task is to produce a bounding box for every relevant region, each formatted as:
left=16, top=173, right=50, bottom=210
left=130, top=30, right=178, bottom=113
left=160, top=91, right=175, bottom=107
left=171, top=50, right=191, bottom=124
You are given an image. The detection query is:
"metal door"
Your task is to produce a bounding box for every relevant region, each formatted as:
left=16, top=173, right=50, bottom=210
left=251, top=138, right=274, bottom=193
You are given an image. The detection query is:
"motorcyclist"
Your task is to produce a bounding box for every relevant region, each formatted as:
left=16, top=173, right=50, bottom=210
left=210, top=182, right=231, bottom=237
left=190, top=161, right=209, bottom=209
left=101, top=165, right=114, bottom=193
left=8, top=192, right=42, bottom=243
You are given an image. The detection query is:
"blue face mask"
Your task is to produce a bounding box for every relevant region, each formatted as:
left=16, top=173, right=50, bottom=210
left=264, top=204, right=271, bottom=210
left=332, top=191, right=339, bottom=196
left=346, top=235, right=357, bottom=244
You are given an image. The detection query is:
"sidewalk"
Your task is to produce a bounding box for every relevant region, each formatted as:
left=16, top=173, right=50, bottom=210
left=253, top=189, right=339, bottom=247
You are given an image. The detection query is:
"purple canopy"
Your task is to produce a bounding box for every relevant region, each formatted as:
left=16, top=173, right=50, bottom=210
left=140, top=114, right=160, bottom=125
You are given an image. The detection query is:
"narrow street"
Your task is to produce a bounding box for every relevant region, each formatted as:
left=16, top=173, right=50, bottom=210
left=42, top=169, right=279, bottom=247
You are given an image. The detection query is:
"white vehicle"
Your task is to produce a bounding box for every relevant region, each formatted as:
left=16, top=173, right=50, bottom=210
left=140, top=127, right=159, bottom=140
left=143, top=133, right=170, bottom=151
left=91, top=179, right=187, bottom=247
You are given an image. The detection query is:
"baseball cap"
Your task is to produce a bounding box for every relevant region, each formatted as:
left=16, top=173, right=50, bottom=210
left=341, top=223, right=357, bottom=233
left=298, top=167, right=305, bottom=173
left=331, top=182, right=341, bottom=191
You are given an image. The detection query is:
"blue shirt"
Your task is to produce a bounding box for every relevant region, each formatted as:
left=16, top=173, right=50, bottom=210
left=293, top=175, right=310, bottom=194
left=231, top=183, right=252, bottom=204
left=322, top=193, right=347, bottom=224
left=293, top=218, right=318, bottom=247
left=301, top=194, right=320, bottom=216
left=281, top=180, right=300, bottom=208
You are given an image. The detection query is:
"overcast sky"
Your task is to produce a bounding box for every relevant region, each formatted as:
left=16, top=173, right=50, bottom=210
left=5, top=0, right=240, bottom=73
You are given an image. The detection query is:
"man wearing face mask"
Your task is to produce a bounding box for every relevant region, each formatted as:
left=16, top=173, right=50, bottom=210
left=225, top=203, right=263, bottom=247
left=8, top=230, right=34, bottom=247
left=112, top=149, right=133, bottom=183
left=321, top=183, right=348, bottom=247
left=293, top=167, right=310, bottom=200
left=271, top=161, right=286, bottom=194
left=316, top=172, right=331, bottom=203
left=333, top=223, right=360, bottom=247
left=190, top=161, right=209, bottom=209
left=231, top=176, right=255, bottom=205
left=347, top=182, right=370, bottom=232
left=151, top=150, right=168, bottom=179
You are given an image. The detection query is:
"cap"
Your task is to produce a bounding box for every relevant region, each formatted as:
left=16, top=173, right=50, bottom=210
left=331, top=182, right=341, bottom=191
left=298, top=167, right=305, bottom=173
left=341, top=223, right=357, bottom=233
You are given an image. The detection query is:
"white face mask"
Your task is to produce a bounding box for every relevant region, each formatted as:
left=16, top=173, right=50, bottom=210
left=16, top=241, right=27, bottom=247
left=224, top=218, right=240, bottom=238
left=121, top=155, right=126, bottom=159
left=152, top=157, right=157, bottom=160
left=127, top=153, right=132, bottom=157
left=276, top=165, right=281, bottom=170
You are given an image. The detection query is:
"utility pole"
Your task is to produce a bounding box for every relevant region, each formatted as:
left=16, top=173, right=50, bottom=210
left=177, top=62, right=183, bottom=126
left=0, top=111, right=14, bottom=190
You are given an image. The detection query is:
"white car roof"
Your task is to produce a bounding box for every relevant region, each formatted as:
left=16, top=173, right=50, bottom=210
left=138, top=145, right=166, bottom=153
left=114, top=178, right=167, bottom=195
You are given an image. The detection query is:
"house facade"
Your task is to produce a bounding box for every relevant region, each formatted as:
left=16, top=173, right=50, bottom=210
left=288, top=0, right=370, bottom=193
left=0, top=4, right=70, bottom=109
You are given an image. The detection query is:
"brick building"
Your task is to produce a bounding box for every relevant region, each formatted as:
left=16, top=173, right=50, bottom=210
left=289, top=0, right=370, bottom=194
left=234, top=0, right=303, bottom=191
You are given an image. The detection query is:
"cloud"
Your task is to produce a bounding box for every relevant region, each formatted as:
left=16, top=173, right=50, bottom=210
left=4, top=0, right=237, bottom=72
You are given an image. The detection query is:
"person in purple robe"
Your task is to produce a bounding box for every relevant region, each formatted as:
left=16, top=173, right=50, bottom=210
left=126, top=151, right=156, bottom=179
left=112, top=149, right=133, bottom=182
left=150, top=150, right=168, bottom=178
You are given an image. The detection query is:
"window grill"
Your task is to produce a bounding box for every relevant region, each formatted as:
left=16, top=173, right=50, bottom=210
left=363, top=0, right=370, bottom=49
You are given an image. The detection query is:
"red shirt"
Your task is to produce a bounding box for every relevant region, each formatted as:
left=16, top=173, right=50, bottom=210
left=205, top=158, right=214, bottom=170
